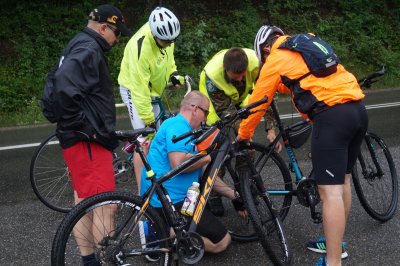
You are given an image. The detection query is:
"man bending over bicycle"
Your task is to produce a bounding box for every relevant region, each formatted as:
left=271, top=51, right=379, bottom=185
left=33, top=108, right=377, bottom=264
left=237, top=25, right=368, bottom=266
left=140, top=91, right=246, bottom=261
left=199, top=47, right=282, bottom=216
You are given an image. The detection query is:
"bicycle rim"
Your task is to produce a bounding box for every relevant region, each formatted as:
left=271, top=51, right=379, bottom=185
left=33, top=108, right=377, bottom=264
left=240, top=168, right=291, bottom=265
left=219, top=166, right=258, bottom=243
left=352, top=132, right=398, bottom=222
left=31, top=134, right=137, bottom=213
left=252, top=142, right=293, bottom=221
left=52, top=192, right=171, bottom=265
left=30, top=133, right=73, bottom=212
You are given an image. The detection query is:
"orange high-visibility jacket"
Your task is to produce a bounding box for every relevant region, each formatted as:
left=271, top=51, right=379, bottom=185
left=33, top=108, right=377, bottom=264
left=238, top=35, right=365, bottom=140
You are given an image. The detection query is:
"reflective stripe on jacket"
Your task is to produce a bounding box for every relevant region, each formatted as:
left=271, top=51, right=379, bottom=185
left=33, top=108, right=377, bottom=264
left=199, top=48, right=259, bottom=124
left=118, top=23, right=177, bottom=124
left=238, top=35, right=365, bottom=140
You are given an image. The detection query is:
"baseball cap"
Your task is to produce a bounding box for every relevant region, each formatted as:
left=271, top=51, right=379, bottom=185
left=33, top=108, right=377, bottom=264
left=89, top=4, right=132, bottom=36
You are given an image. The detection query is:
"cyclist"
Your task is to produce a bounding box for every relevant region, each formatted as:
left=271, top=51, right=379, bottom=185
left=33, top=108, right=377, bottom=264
left=140, top=91, right=246, bottom=260
left=199, top=47, right=281, bottom=216
left=51, top=5, right=131, bottom=265
left=237, top=25, right=368, bottom=266
left=118, top=6, right=184, bottom=188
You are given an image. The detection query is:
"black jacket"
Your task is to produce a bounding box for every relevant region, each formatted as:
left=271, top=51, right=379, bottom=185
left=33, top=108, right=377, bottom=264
left=53, top=27, right=118, bottom=150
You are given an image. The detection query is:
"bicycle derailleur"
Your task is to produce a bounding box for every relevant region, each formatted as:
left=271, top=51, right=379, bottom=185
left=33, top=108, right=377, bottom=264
left=296, top=178, right=322, bottom=224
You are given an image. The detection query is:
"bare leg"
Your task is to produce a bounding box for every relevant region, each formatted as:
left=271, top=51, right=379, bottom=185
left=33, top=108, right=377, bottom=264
left=318, top=184, right=345, bottom=266
left=73, top=192, right=116, bottom=256
left=343, top=174, right=352, bottom=221
left=202, top=233, right=231, bottom=253
left=73, top=192, right=94, bottom=256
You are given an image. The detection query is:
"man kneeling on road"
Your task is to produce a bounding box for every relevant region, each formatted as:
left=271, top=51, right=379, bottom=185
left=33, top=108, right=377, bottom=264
left=140, top=91, right=246, bottom=261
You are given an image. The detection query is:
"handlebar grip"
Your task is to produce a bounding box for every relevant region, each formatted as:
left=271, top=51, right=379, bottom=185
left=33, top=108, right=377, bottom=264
left=172, top=130, right=194, bottom=143
left=172, top=127, right=204, bottom=143
left=358, top=67, right=385, bottom=85
left=244, top=97, right=268, bottom=111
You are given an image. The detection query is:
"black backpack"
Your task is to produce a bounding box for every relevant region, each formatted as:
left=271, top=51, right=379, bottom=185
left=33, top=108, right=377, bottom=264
left=278, top=33, right=339, bottom=79
left=41, top=61, right=60, bottom=123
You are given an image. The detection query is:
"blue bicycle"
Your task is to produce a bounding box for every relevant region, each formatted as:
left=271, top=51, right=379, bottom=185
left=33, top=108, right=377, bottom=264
left=252, top=68, right=398, bottom=223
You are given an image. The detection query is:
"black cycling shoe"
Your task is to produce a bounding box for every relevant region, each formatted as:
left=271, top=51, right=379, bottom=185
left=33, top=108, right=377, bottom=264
left=207, top=196, right=225, bottom=216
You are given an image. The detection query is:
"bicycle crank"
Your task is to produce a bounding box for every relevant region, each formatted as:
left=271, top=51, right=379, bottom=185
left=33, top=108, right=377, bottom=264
left=177, top=231, right=204, bottom=265
left=296, top=179, right=322, bottom=223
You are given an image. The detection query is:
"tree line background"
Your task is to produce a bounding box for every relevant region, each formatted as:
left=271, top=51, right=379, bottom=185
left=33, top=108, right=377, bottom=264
left=0, top=0, right=399, bottom=126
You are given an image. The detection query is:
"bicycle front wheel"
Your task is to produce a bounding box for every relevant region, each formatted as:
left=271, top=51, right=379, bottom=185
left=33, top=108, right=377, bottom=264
left=239, top=164, right=292, bottom=265
left=51, top=192, right=171, bottom=266
left=252, top=142, right=293, bottom=221
left=30, top=133, right=73, bottom=212
left=352, top=132, right=398, bottom=222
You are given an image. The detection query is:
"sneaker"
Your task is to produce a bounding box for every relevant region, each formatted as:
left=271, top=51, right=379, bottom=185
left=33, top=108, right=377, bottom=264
left=139, top=220, right=160, bottom=262
left=315, top=256, right=328, bottom=266
left=207, top=196, right=225, bottom=216
left=306, top=236, right=348, bottom=259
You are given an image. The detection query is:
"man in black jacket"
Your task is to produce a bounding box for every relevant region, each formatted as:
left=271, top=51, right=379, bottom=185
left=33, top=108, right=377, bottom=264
left=52, top=4, right=131, bottom=265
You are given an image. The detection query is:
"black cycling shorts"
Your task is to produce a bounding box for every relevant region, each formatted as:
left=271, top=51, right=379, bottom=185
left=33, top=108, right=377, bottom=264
left=154, top=202, right=228, bottom=244
left=311, top=101, right=368, bottom=185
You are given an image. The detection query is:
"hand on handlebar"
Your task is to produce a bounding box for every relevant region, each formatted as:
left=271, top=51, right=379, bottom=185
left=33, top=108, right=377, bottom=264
left=234, top=135, right=250, bottom=145
left=170, top=73, right=184, bottom=88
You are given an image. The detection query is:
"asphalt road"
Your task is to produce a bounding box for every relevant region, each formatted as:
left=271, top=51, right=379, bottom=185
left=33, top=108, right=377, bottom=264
left=0, top=88, right=399, bottom=265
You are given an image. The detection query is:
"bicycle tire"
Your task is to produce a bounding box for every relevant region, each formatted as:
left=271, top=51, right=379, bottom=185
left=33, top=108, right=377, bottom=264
left=239, top=164, right=292, bottom=265
left=30, top=134, right=136, bottom=213
left=352, top=132, right=398, bottom=222
left=30, top=133, right=73, bottom=212
left=252, top=142, right=293, bottom=221
left=51, top=192, right=171, bottom=266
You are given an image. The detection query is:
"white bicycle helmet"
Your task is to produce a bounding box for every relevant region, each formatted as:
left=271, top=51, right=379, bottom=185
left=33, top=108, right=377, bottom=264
left=254, top=25, right=284, bottom=63
left=149, top=7, right=180, bottom=41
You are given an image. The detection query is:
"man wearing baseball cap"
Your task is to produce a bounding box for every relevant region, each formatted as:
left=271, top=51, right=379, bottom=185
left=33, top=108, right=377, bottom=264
left=47, top=4, right=130, bottom=265
left=88, top=4, right=132, bottom=38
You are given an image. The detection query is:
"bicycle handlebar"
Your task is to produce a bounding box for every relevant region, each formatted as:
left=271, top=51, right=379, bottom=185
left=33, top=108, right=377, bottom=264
left=171, top=126, right=206, bottom=143
left=171, top=96, right=268, bottom=144
left=167, top=75, right=193, bottom=96
left=114, top=128, right=156, bottom=141
left=358, top=66, right=385, bottom=88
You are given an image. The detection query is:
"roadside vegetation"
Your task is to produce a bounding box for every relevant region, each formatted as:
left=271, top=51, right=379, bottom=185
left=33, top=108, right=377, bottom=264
left=0, top=0, right=399, bottom=126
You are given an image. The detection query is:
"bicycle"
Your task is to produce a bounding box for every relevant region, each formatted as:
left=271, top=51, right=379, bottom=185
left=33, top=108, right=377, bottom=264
left=30, top=76, right=193, bottom=213
left=352, top=67, right=398, bottom=221
left=51, top=97, right=292, bottom=266
left=250, top=67, right=398, bottom=223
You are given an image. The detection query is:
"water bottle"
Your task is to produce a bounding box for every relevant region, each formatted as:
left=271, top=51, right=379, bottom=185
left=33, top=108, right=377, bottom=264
left=181, top=182, right=200, bottom=216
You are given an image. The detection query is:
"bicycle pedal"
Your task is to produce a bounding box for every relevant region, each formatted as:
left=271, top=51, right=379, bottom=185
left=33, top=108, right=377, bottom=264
left=312, top=212, right=323, bottom=224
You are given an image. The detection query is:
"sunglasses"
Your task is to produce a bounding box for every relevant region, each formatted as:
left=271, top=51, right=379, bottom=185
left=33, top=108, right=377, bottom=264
left=192, top=105, right=209, bottom=116
left=160, top=38, right=176, bottom=44
left=106, top=24, right=121, bottom=38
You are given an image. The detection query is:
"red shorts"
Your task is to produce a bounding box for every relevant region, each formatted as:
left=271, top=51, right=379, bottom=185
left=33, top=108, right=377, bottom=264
left=62, top=141, right=115, bottom=198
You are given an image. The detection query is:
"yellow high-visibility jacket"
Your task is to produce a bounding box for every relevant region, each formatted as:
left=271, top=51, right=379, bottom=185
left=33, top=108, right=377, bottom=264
left=199, top=48, right=259, bottom=124
left=118, top=23, right=177, bottom=124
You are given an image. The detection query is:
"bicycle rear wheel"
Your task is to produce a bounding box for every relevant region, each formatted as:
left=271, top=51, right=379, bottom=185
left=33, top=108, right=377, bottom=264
left=30, top=134, right=136, bottom=213
left=30, top=133, right=73, bottom=212
left=352, top=132, right=398, bottom=222
left=252, top=142, right=293, bottom=221
left=51, top=192, right=171, bottom=266
left=239, top=162, right=292, bottom=265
